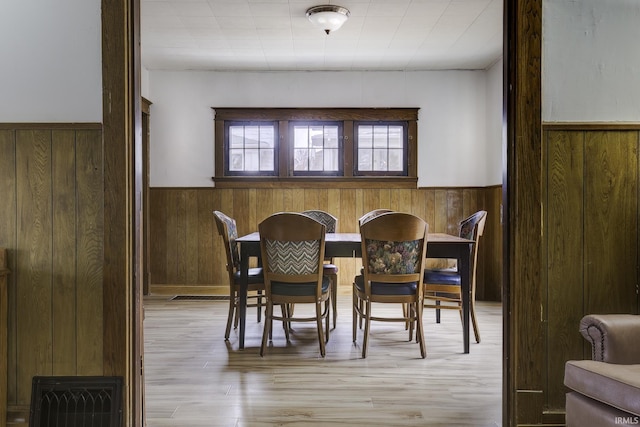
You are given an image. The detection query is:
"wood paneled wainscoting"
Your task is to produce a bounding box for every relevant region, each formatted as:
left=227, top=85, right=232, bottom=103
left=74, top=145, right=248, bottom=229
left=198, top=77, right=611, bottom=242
left=0, top=125, right=105, bottom=424
left=148, top=186, right=503, bottom=301
left=539, top=124, right=640, bottom=419
left=0, top=249, right=9, bottom=424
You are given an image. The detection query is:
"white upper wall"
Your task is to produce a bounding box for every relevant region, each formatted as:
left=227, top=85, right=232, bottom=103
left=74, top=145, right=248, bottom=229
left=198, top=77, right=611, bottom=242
left=0, top=0, right=102, bottom=122
left=142, top=67, right=150, bottom=100
left=7, top=0, right=638, bottom=183
left=0, top=0, right=503, bottom=188
left=148, top=68, right=503, bottom=188
left=543, top=0, right=640, bottom=122
left=486, top=58, right=504, bottom=181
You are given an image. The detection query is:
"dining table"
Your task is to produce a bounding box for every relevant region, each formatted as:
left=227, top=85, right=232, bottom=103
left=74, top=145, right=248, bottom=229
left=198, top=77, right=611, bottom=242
left=236, top=231, right=475, bottom=353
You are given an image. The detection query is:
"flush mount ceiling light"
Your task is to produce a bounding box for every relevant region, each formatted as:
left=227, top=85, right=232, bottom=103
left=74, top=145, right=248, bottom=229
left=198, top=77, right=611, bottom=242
left=306, top=5, right=350, bottom=35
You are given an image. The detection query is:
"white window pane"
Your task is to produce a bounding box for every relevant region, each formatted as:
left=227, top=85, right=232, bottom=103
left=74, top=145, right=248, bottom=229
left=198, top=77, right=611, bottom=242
left=230, top=149, right=244, bottom=171
left=309, top=126, right=324, bottom=136
left=325, top=126, right=339, bottom=148
left=294, top=127, right=309, bottom=148
left=388, top=126, right=403, bottom=148
left=230, top=127, right=244, bottom=148
left=324, top=148, right=339, bottom=171
left=373, top=148, right=387, bottom=171
left=358, top=125, right=373, bottom=148
left=244, top=126, right=259, bottom=147
left=373, top=126, right=388, bottom=148
left=259, top=126, right=275, bottom=148
left=260, top=149, right=274, bottom=171
left=358, top=149, right=372, bottom=171
left=244, top=149, right=260, bottom=171
left=309, top=126, right=324, bottom=148
left=309, top=149, right=323, bottom=171
left=294, top=149, right=309, bottom=171
left=388, top=149, right=403, bottom=171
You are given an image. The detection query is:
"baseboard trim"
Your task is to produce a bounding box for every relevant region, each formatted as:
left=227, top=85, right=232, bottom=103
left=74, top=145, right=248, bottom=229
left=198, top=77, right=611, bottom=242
left=149, top=284, right=227, bottom=296
left=7, top=406, right=29, bottom=427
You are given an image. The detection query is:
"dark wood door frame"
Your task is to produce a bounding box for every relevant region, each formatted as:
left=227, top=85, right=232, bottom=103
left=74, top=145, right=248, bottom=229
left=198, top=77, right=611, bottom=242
left=101, top=0, right=144, bottom=424
left=503, top=0, right=543, bottom=425
left=101, top=0, right=543, bottom=424
left=142, top=98, right=152, bottom=297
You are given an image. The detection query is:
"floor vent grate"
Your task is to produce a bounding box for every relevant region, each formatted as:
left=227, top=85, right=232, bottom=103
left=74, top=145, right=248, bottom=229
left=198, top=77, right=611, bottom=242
left=30, top=376, right=123, bottom=427
left=170, top=295, right=229, bottom=301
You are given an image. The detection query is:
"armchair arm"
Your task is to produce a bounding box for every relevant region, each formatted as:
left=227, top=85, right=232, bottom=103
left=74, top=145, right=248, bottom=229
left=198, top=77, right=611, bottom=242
left=580, top=314, right=640, bottom=364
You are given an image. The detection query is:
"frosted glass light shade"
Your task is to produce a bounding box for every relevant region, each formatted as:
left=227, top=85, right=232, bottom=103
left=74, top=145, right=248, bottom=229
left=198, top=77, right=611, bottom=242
left=306, top=5, right=350, bottom=34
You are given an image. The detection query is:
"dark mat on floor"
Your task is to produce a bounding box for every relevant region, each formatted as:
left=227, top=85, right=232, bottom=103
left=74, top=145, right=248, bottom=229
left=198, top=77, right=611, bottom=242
left=170, top=295, right=229, bottom=301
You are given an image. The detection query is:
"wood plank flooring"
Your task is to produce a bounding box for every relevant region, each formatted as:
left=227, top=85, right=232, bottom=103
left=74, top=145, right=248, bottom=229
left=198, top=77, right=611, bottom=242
left=143, top=295, right=502, bottom=427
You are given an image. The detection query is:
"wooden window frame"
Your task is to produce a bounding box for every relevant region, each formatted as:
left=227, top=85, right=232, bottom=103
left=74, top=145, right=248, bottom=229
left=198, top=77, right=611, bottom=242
left=213, top=107, right=419, bottom=189
left=290, top=120, right=343, bottom=177
left=353, top=121, right=409, bottom=177
left=224, top=120, right=279, bottom=176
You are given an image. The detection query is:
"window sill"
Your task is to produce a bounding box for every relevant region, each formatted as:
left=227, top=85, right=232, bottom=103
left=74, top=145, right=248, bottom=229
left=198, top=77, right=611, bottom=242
left=212, top=176, right=418, bottom=189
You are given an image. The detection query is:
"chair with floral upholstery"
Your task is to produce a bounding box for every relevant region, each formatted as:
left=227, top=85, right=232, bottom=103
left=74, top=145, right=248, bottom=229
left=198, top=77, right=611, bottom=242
left=423, top=210, right=487, bottom=343
left=356, top=209, right=394, bottom=328
left=259, top=212, right=331, bottom=357
left=353, top=212, right=429, bottom=358
left=213, top=210, right=265, bottom=341
left=301, top=209, right=339, bottom=329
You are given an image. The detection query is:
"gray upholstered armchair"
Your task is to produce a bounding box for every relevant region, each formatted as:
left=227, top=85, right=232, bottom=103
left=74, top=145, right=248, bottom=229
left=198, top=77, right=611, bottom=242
left=564, top=314, right=640, bottom=427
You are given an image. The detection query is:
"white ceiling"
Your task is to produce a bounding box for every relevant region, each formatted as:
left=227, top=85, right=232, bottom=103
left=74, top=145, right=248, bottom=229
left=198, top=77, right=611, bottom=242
left=141, top=0, right=503, bottom=72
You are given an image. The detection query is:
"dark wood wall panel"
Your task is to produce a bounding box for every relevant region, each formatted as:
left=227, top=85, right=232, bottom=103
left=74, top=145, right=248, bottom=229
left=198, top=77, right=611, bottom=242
left=75, top=130, right=104, bottom=374
left=479, top=186, right=502, bottom=302
left=148, top=186, right=503, bottom=301
left=544, top=129, right=640, bottom=412
left=52, top=130, right=77, bottom=375
left=0, top=126, right=104, bottom=410
left=0, top=130, right=18, bottom=408
left=546, top=130, right=585, bottom=410
left=197, top=189, right=215, bottom=284
left=584, top=132, right=638, bottom=314
left=16, top=130, right=53, bottom=404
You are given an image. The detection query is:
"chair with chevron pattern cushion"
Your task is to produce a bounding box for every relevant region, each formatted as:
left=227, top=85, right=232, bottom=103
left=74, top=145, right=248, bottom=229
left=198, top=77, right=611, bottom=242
left=213, top=211, right=266, bottom=341
left=259, top=212, right=331, bottom=357
left=301, top=210, right=337, bottom=233
left=301, top=210, right=339, bottom=329
left=353, top=212, right=429, bottom=358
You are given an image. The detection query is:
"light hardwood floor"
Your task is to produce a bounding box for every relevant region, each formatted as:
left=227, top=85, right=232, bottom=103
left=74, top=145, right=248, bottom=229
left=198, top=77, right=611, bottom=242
left=143, top=295, right=502, bottom=427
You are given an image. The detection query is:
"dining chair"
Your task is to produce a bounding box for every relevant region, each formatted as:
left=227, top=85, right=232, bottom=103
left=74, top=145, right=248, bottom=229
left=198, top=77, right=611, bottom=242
left=259, top=212, right=331, bottom=357
left=356, top=208, right=394, bottom=329
left=213, top=210, right=265, bottom=341
left=301, top=209, right=339, bottom=329
left=358, top=208, right=394, bottom=229
left=423, top=210, right=487, bottom=343
left=353, top=212, right=429, bottom=358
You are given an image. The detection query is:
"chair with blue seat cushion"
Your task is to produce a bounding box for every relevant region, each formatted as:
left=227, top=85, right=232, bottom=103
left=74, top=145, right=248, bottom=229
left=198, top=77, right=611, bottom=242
left=301, top=209, right=339, bottom=329
left=259, top=212, right=331, bottom=357
left=213, top=210, right=266, bottom=341
left=353, top=212, right=429, bottom=358
left=423, top=210, right=487, bottom=343
left=356, top=209, right=394, bottom=328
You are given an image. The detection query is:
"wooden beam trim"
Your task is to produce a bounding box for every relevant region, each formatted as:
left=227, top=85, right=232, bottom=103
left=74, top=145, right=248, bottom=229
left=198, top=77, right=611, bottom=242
left=212, top=178, right=418, bottom=189
left=212, top=107, right=419, bottom=121
left=0, top=123, right=102, bottom=130
left=543, top=122, right=640, bottom=131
